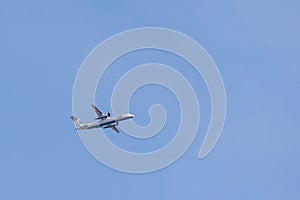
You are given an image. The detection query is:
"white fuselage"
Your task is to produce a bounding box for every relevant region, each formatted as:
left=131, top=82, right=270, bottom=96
left=75, top=114, right=134, bottom=130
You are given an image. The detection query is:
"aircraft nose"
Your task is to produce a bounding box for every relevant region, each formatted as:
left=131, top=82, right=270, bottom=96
left=130, top=114, right=135, bottom=118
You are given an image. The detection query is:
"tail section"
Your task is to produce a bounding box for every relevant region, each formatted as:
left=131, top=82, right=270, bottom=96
left=70, top=116, right=82, bottom=129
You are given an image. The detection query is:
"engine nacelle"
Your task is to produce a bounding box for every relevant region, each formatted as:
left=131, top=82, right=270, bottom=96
left=95, top=113, right=110, bottom=120
left=95, top=115, right=107, bottom=120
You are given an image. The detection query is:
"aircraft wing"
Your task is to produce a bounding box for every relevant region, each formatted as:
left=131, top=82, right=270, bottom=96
left=111, top=126, right=120, bottom=133
left=91, top=105, right=103, bottom=116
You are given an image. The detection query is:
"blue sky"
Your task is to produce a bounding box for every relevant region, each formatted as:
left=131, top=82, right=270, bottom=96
left=1, top=0, right=299, bottom=199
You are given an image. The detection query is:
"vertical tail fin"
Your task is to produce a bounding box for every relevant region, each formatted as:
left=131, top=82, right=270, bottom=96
left=70, top=116, right=82, bottom=129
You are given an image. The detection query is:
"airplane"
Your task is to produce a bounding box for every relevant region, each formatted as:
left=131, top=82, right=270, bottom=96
left=70, top=105, right=134, bottom=133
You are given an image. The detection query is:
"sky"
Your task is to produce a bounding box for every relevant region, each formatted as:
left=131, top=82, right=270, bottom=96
left=1, top=0, right=300, bottom=199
